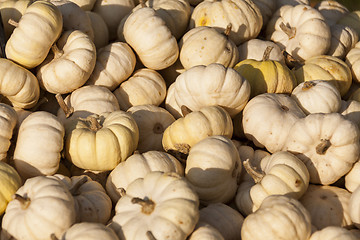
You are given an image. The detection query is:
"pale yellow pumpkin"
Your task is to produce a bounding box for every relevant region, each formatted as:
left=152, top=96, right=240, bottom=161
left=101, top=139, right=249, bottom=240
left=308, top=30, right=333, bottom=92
left=37, top=30, right=97, bottom=94
left=5, top=0, right=63, bottom=69
left=60, top=222, right=120, bottom=240
left=127, top=104, right=175, bottom=153
left=105, top=150, right=184, bottom=203
left=310, top=226, right=358, bottom=240
left=0, top=161, right=21, bottom=215
left=86, top=41, right=136, bottom=91
left=345, top=161, right=360, bottom=192
left=346, top=41, right=360, bottom=83
left=0, top=104, right=17, bottom=161
left=64, top=110, right=139, bottom=171
left=109, top=171, right=199, bottom=240
left=185, top=135, right=241, bottom=205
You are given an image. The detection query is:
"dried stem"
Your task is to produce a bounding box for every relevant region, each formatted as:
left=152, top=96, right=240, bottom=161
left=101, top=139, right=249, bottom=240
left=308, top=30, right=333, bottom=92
left=280, top=22, right=296, bottom=39
left=224, top=23, right=232, bottom=36
left=180, top=105, right=192, bottom=117
left=85, top=116, right=102, bottom=131
left=302, top=81, right=317, bottom=90
left=8, top=19, right=18, bottom=28
left=55, top=93, right=73, bottom=118
left=13, top=194, right=30, bottom=210
left=131, top=197, right=155, bottom=215
left=262, top=46, right=274, bottom=61
left=316, top=139, right=331, bottom=155
left=243, top=159, right=264, bottom=183
left=51, top=44, right=64, bottom=59
left=69, top=176, right=88, bottom=195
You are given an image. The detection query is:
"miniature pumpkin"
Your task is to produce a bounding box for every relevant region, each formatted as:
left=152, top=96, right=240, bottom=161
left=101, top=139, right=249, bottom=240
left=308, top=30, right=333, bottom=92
left=64, top=110, right=139, bottom=171
left=86, top=11, right=109, bottom=49
left=349, top=186, right=360, bottom=229
left=0, top=161, right=21, bottom=215
left=105, top=150, right=184, bottom=203
left=0, top=104, right=17, bottom=161
left=327, top=24, right=358, bottom=59
left=185, top=135, right=241, bottom=205
left=109, top=171, right=199, bottom=240
left=315, top=0, right=349, bottom=26
left=310, top=226, right=358, bottom=240
left=13, top=111, right=65, bottom=179
left=188, top=223, right=224, bottom=240
left=5, top=0, right=63, bottom=69
left=345, top=41, right=360, bottom=83
left=345, top=161, right=360, bottom=192
left=60, top=222, right=120, bottom=240
left=37, top=30, right=97, bottom=94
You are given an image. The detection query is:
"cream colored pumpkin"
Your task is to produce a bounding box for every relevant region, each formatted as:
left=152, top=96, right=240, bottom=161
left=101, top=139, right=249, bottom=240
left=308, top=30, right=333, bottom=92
left=52, top=174, right=112, bottom=224
left=37, top=30, right=97, bottom=94
left=188, top=223, right=224, bottom=240
left=105, top=150, right=184, bottom=203
left=1, top=176, right=76, bottom=240
left=299, top=184, right=352, bottom=230
left=284, top=113, right=360, bottom=185
left=127, top=104, right=175, bottom=153
left=345, top=161, right=360, bottom=192
left=60, top=222, right=120, bottom=240
left=242, top=93, right=306, bottom=153
left=310, top=226, right=358, bottom=240
left=241, top=195, right=312, bottom=240
left=198, top=203, right=244, bottom=240
left=185, top=135, right=241, bottom=205
left=340, top=100, right=360, bottom=130
left=315, top=0, right=349, bottom=26
left=291, top=80, right=342, bottom=114
left=179, top=25, right=239, bottom=69
left=337, top=10, right=360, bottom=37
left=92, top=0, right=134, bottom=41
left=86, top=41, right=136, bottom=91
left=113, top=68, right=167, bottom=111
left=109, top=171, right=199, bottom=240
left=327, top=24, right=358, bottom=59
left=294, top=55, right=352, bottom=96
left=5, top=0, right=63, bottom=69
left=50, top=0, right=94, bottom=40
left=13, top=111, right=64, bottom=179
left=123, top=6, right=179, bottom=70
left=235, top=151, right=310, bottom=216
left=349, top=186, right=360, bottom=229
left=0, top=104, right=17, bottom=161
left=0, top=0, right=32, bottom=39
left=266, top=4, right=331, bottom=62
left=64, top=110, right=139, bottom=171
left=0, top=161, right=21, bottom=215
left=346, top=41, right=360, bottom=83
left=276, top=0, right=308, bottom=9
left=85, top=11, right=109, bottom=49
left=69, top=0, right=96, bottom=10
left=0, top=58, right=40, bottom=109
left=162, top=105, right=233, bottom=156
left=189, top=0, right=263, bottom=45
left=56, top=85, right=120, bottom=124
left=252, top=0, right=276, bottom=28
left=165, top=63, right=251, bottom=118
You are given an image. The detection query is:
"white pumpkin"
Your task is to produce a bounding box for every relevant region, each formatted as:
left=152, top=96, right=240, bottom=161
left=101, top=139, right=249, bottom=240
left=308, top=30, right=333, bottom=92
left=349, top=186, right=360, bottom=229
left=85, top=11, right=109, bottom=49
left=310, top=226, right=358, bottom=240
left=0, top=104, right=17, bottom=161
left=345, top=161, right=360, bottom=193
left=60, top=222, right=119, bottom=240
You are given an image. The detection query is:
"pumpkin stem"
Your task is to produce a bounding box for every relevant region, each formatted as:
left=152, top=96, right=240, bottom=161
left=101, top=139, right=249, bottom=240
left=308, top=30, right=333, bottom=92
left=55, top=93, right=74, bottom=118
left=224, top=23, right=232, bottom=37
left=243, top=159, right=264, bottom=183
left=316, top=139, right=331, bottom=155
left=139, top=0, right=146, bottom=8
left=262, top=46, right=274, bottom=61
left=50, top=234, right=59, bottom=240
left=86, top=116, right=102, bottom=131
left=280, top=105, right=289, bottom=112
left=118, top=187, right=126, bottom=197
left=131, top=197, right=156, bottom=215
left=302, top=81, right=316, bottom=90
left=51, top=44, right=64, bottom=59
left=69, top=176, right=88, bottom=196
left=280, top=22, right=296, bottom=39
left=8, top=19, right=18, bottom=28
left=13, top=194, right=31, bottom=210
left=153, top=122, right=164, bottom=134
left=180, top=105, right=192, bottom=117
left=146, top=231, right=157, bottom=240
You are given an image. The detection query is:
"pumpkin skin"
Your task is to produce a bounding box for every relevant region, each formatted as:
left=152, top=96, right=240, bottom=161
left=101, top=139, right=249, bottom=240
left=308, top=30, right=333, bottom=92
left=1, top=176, right=76, bottom=240
left=185, top=135, right=241, bottom=205
left=64, top=110, right=139, bottom=171
left=346, top=41, right=360, bottom=83
left=162, top=105, right=233, bottom=156
left=5, top=0, right=63, bottom=69
left=86, top=41, right=136, bottom=91
left=68, top=0, right=96, bottom=10
left=86, top=11, right=109, bottom=49
left=284, top=113, right=360, bottom=185
left=241, top=195, right=312, bottom=240
left=299, top=184, right=352, bottom=230
left=52, top=174, right=112, bottom=224
left=165, top=63, right=251, bottom=118
left=105, top=150, right=184, bottom=203
left=60, top=222, right=120, bottom=240
left=36, top=30, right=97, bottom=94
left=315, top=0, right=349, bottom=26
left=235, top=151, right=310, bottom=216
left=123, top=6, right=179, bottom=70
left=337, top=10, right=360, bottom=37
left=310, top=226, right=358, bottom=240
left=291, top=80, right=342, bottom=114
left=266, top=4, right=331, bottom=62
left=349, top=186, right=360, bottom=229
left=0, top=104, right=17, bottom=161
left=234, top=50, right=297, bottom=98
left=188, top=223, right=224, bottom=240
left=189, top=0, right=263, bottom=45
left=0, top=58, right=40, bottom=109
left=13, top=111, right=65, bottom=179
left=0, top=161, right=21, bottom=215
left=327, top=24, right=358, bottom=59
left=294, top=55, right=352, bottom=96
left=242, top=93, right=306, bottom=153
left=127, top=104, right=175, bottom=153
left=179, top=25, right=239, bottom=69
left=252, top=0, right=276, bottom=29
left=113, top=68, right=167, bottom=111
left=345, top=161, right=360, bottom=193
left=109, top=171, right=199, bottom=240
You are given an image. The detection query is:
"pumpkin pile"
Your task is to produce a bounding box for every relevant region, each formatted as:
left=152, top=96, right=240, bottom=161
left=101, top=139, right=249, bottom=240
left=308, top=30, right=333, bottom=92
left=2, top=0, right=360, bottom=239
